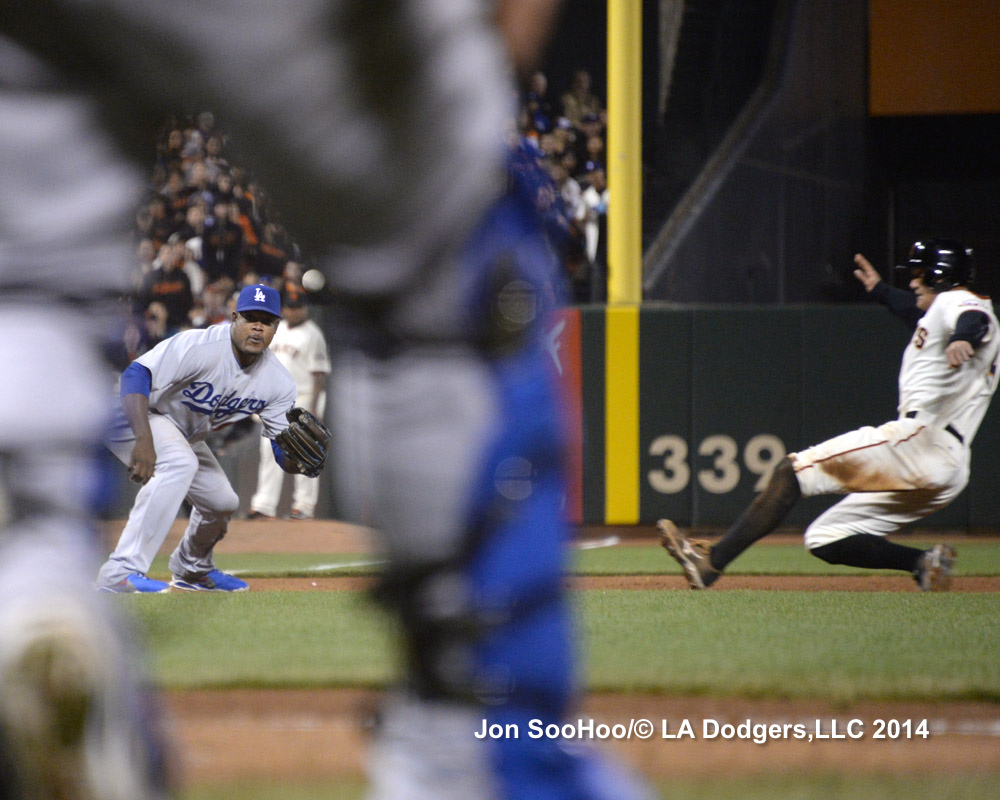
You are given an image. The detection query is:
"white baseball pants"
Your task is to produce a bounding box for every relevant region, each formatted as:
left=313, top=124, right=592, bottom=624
left=98, top=415, right=238, bottom=586
left=249, top=393, right=324, bottom=517
left=793, top=415, right=968, bottom=548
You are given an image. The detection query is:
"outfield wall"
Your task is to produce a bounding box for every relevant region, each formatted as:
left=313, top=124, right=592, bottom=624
left=559, top=303, right=1000, bottom=530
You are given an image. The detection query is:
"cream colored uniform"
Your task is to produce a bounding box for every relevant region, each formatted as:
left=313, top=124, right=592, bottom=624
left=794, top=288, right=999, bottom=547
left=250, top=318, right=330, bottom=517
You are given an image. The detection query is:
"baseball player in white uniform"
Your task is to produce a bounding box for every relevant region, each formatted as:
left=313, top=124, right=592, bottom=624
left=249, top=290, right=330, bottom=520
left=660, top=239, right=998, bottom=591
left=97, top=284, right=299, bottom=593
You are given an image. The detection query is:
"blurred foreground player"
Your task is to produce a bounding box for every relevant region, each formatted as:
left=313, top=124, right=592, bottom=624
left=0, top=33, right=169, bottom=800
left=3, top=1, right=649, bottom=796
left=660, top=240, right=998, bottom=591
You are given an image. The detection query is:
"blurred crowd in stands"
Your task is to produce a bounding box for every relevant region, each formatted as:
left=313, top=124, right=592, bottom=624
left=120, top=70, right=608, bottom=364
left=515, top=68, right=610, bottom=303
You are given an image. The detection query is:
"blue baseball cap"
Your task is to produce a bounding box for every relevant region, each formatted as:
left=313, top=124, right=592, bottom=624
left=235, top=284, right=281, bottom=318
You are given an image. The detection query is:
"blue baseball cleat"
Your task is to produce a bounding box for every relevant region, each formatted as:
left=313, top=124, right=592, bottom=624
left=170, top=569, right=248, bottom=592
left=98, top=573, right=171, bottom=594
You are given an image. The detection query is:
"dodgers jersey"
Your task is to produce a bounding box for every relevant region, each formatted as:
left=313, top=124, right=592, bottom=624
left=111, top=323, right=296, bottom=443
left=899, top=288, right=999, bottom=444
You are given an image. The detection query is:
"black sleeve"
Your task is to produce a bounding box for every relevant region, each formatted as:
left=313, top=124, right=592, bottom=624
left=868, top=281, right=923, bottom=330
left=949, top=311, right=991, bottom=348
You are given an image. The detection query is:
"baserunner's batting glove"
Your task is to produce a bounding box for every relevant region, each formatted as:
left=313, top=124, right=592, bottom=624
left=276, top=407, right=330, bottom=477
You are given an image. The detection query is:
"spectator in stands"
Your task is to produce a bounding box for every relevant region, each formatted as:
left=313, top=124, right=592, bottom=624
left=191, top=281, right=230, bottom=328
left=175, top=198, right=207, bottom=242
left=538, top=131, right=559, bottom=159
left=122, top=300, right=169, bottom=363
left=201, top=198, right=244, bottom=283
left=161, top=166, right=189, bottom=227
left=561, top=68, right=602, bottom=129
left=256, top=222, right=292, bottom=279
left=180, top=129, right=205, bottom=168
left=547, top=158, right=583, bottom=222
left=137, top=236, right=194, bottom=333
left=135, top=238, right=157, bottom=280
left=195, top=111, right=217, bottom=144
left=183, top=159, right=213, bottom=208
left=524, top=70, right=554, bottom=133
left=552, top=116, right=576, bottom=159
left=574, top=111, right=604, bottom=165
left=230, top=198, right=260, bottom=267
left=144, top=194, right=175, bottom=249
left=583, top=133, right=605, bottom=174
left=562, top=149, right=581, bottom=182
left=181, top=237, right=206, bottom=297
left=156, top=126, right=185, bottom=174
left=211, top=171, right=235, bottom=206
left=142, top=301, right=168, bottom=348
left=203, top=135, right=230, bottom=182
left=575, top=166, right=609, bottom=302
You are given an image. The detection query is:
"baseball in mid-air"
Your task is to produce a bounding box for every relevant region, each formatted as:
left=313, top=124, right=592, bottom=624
left=302, top=269, right=326, bottom=292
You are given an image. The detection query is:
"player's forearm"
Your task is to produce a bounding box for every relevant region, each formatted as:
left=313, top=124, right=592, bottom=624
left=121, top=393, right=153, bottom=442
left=870, top=281, right=923, bottom=329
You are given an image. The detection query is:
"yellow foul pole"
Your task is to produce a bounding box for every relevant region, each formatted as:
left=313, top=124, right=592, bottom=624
left=604, top=0, right=642, bottom=523
left=606, top=0, right=642, bottom=304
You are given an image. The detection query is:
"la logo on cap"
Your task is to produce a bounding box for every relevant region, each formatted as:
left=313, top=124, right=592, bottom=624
left=254, top=287, right=266, bottom=303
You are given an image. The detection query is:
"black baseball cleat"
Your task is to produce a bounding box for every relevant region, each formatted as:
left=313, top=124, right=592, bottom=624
left=657, top=519, right=720, bottom=589
left=913, top=543, right=956, bottom=592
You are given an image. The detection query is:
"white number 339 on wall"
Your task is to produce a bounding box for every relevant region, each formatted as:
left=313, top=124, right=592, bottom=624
left=648, top=434, right=786, bottom=494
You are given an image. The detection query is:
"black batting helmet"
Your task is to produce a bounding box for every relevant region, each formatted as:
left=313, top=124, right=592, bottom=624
left=901, top=238, right=975, bottom=291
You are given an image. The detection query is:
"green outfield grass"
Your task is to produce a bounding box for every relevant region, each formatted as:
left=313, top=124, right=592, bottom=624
left=180, top=773, right=1000, bottom=800
left=147, top=538, right=1000, bottom=579
left=123, top=588, right=1000, bottom=701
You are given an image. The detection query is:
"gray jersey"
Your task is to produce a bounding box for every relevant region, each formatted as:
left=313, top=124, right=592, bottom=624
left=110, top=324, right=296, bottom=443
left=3, top=1, right=510, bottom=341
left=0, top=35, right=140, bottom=319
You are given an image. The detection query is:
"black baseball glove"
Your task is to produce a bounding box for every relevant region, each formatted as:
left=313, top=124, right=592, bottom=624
left=275, top=407, right=330, bottom=478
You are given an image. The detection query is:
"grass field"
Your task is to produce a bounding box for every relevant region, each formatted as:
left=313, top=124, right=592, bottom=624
left=126, top=588, right=1000, bottom=701
left=125, top=536, right=1000, bottom=799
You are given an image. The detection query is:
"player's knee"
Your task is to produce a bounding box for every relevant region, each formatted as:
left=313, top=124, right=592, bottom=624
left=753, top=457, right=801, bottom=518
left=803, top=524, right=839, bottom=552
left=218, top=487, right=240, bottom=516
left=202, top=486, right=239, bottom=517
left=770, top=457, right=802, bottom=507
left=809, top=539, right=848, bottom=565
